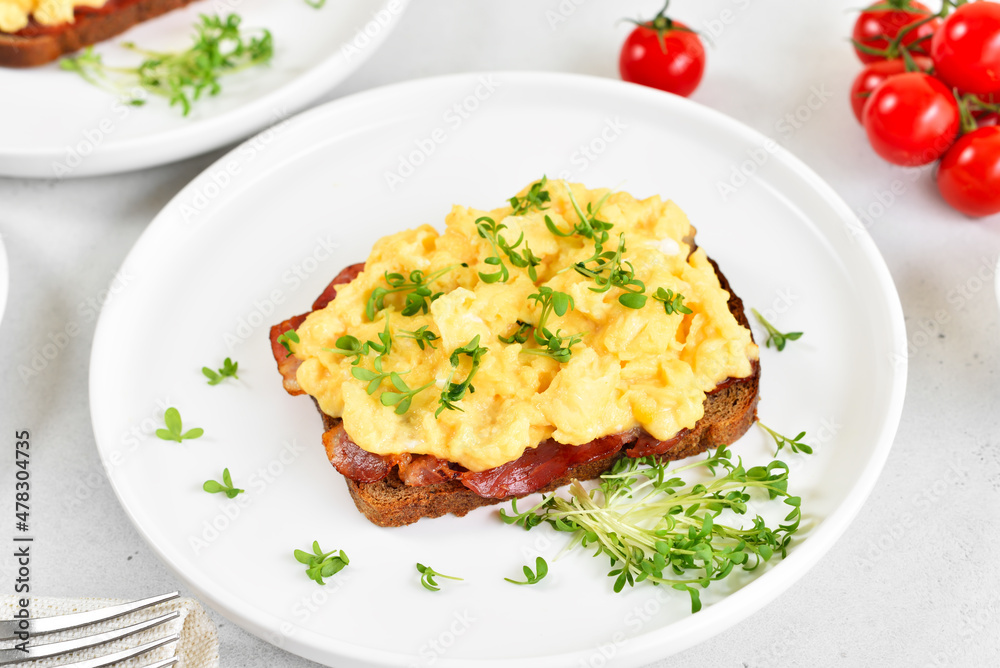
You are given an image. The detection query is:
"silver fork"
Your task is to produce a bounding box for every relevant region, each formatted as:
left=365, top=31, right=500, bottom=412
left=0, top=592, right=181, bottom=666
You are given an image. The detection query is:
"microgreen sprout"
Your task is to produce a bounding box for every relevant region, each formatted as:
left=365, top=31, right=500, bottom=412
left=758, top=422, right=813, bottom=455
left=324, top=335, right=368, bottom=365
left=60, top=14, right=274, bottom=116
left=520, top=287, right=583, bottom=362
left=752, top=309, right=803, bottom=352
left=276, top=329, right=299, bottom=356
left=399, top=325, right=440, bottom=350
left=652, top=288, right=693, bottom=316
left=436, top=336, right=488, bottom=417
left=500, top=446, right=806, bottom=613
left=202, top=357, right=239, bottom=385
left=498, top=322, right=532, bottom=345
left=202, top=468, right=243, bottom=498
left=509, top=176, right=552, bottom=215
left=366, top=266, right=458, bottom=321
left=294, top=542, right=349, bottom=585
left=416, top=563, right=463, bottom=592
left=352, top=355, right=398, bottom=395
left=505, top=557, right=549, bottom=585
left=155, top=407, right=204, bottom=443
left=379, top=373, right=435, bottom=415
left=574, top=233, right=648, bottom=309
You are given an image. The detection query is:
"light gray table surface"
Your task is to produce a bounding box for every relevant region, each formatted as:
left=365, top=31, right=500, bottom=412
left=2, top=1, right=999, bottom=666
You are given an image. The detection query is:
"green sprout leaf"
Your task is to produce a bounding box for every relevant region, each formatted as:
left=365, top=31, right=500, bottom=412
left=202, top=357, right=239, bottom=385
left=60, top=14, right=274, bottom=116
left=416, top=563, right=463, bottom=592
left=509, top=176, right=551, bottom=216
left=276, top=329, right=299, bottom=356
left=758, top=422, right=814, bottom=455
left=155, top=407, right=204, bottom=443
left=294, top=541, right=349, bottom=585
left=652, top=288, right=693, bottom=316
left=499, top=444, right=807, bottom=613
left=505, top=557, right=549, bottom=585
left=203, top=467, right=244, bottom=498
left=752, top=309, right=803, bottom=352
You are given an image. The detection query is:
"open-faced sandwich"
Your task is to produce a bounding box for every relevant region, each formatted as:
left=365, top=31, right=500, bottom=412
left=0, top=0, right=197, bottom=67
left=270, top=179, right=760, bottom=527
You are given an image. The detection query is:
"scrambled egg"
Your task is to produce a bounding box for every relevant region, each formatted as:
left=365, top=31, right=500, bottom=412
left=0, top=0, right=106, bottom=34
left=292, top=181, right=758, bottom=472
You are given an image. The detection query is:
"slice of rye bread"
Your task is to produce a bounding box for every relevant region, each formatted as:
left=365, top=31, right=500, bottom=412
left=0, top=0, right=198, bottom=68
left=318, top=257, right=760, bottom=527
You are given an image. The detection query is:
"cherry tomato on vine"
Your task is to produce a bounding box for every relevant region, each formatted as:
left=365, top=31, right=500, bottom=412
left=849, top=56, right=933, bottom=122
left=930, top=2, right=1000, bottom=95
left=852, top=0, right=939, bottom=64
left=619, top=2, right=705, bottom=97
left=862, top=72, right=960, bottom=166
left=937, top=126, right=1000, bottom=217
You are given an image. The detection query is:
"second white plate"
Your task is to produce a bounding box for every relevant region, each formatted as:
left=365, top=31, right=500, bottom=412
left=90, top=72, right=907, bottom=668
left=0, top=0, right=407, bottom=178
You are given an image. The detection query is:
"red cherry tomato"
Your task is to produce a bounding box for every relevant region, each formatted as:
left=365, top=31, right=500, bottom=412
left=849, top=56, right=933, bottom=123
left=931, top=2, right=1000, bottom=95
left=619, top=11, right=705, bottom=97
left=853, top=0, right=939, bottom=64
left=862, top=72, right=961, bottom=165
left=937, top=126, right=1000, bottom=217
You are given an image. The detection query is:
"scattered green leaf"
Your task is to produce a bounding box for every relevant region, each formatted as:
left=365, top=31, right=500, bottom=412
left=752, top=309, right=803, bottom=352
left=505, top=557, right=549, bottom=585
left=203, top=468, right=244, bottom=498
left=416, top=563, right=463, bottom=592
left=294, top=541, right=349, bottom=585
left=202, top=357, right=239, bottom=385
left=155, top=407, right=204, bottom=443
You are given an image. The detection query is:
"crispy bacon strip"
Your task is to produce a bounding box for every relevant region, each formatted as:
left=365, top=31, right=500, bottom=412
left=459, top=429, right=641, bottom=499
left=626, top=428, right=691, bottom=458
left=397, top=454, right=461, bottom=487
left=323, top=425, right=393, bottom=483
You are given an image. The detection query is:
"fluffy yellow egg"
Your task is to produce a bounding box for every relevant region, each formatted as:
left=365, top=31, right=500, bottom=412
left=293, top=179, right=758, bottom=472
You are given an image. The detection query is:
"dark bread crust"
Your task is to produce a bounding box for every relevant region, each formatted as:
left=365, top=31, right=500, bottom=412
left=334, top=258, right=761, bottom=527
left=0, top=0, right=198, bottom=68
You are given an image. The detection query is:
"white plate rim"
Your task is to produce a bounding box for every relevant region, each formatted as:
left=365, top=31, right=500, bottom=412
left=89, top=71, right=909, bottom=667
left=0, top=0, right=409, bottom=178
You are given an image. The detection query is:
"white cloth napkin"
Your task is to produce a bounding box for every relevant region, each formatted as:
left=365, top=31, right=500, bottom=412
left=0, top=595, right=219, bottom=667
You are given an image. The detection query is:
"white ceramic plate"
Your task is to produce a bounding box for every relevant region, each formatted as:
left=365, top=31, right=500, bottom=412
left=90, top=73, right=907, bottom=668
left=0, top=0, right=407, bottom=178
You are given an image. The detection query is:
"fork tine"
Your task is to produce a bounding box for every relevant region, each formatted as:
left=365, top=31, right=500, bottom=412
left=14, top=633, right=179, bottom=668
left=0, top=592, right=179, bottom=641
left=0, top=611, right=179, bottom=665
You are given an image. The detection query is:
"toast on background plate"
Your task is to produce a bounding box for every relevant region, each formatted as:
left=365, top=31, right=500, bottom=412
left=270, top=180, right=761, bottom=527
left=0, top=0, right=198, bottom=68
